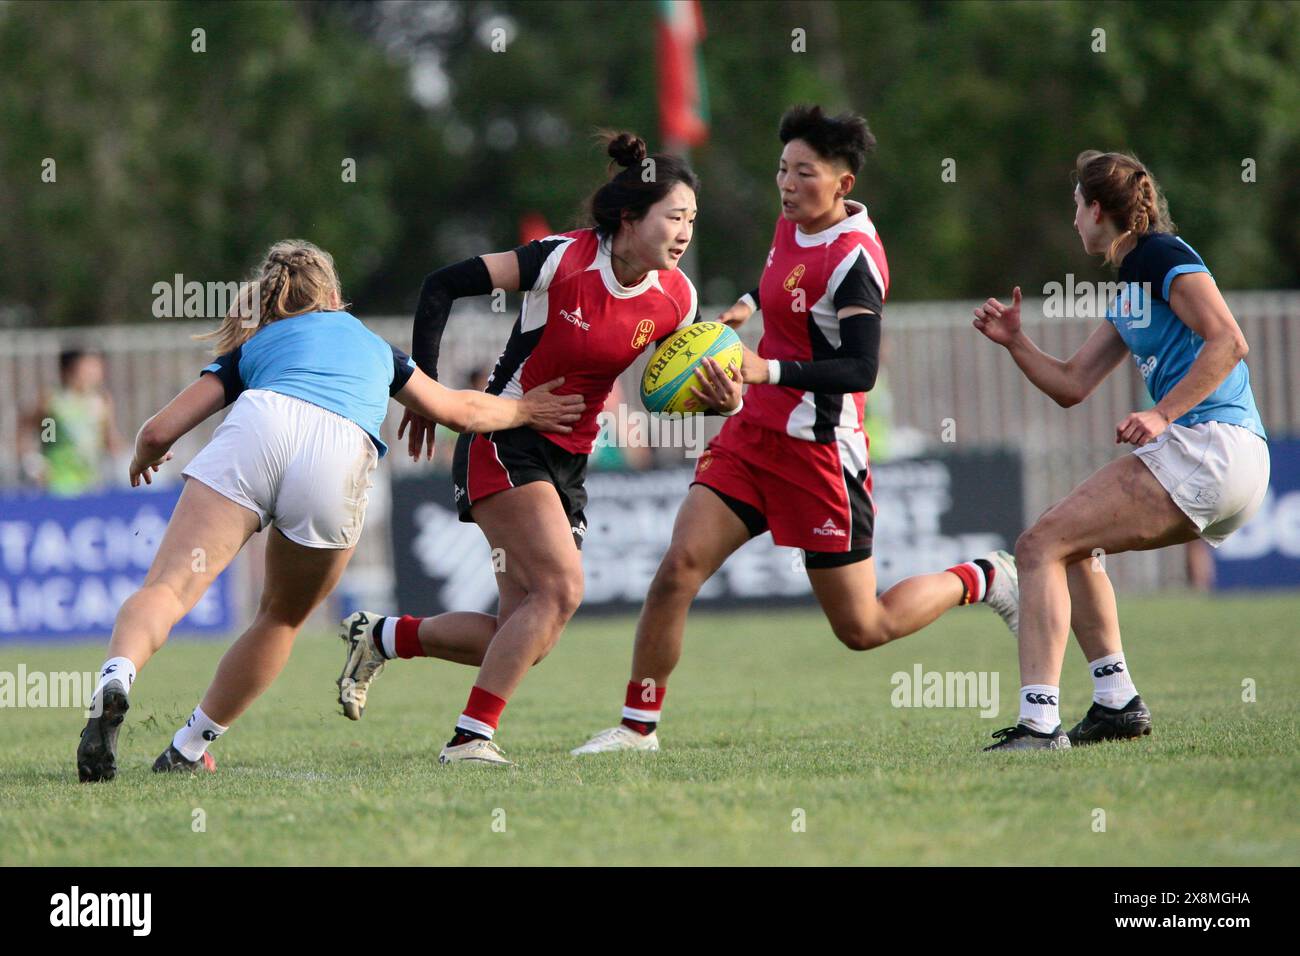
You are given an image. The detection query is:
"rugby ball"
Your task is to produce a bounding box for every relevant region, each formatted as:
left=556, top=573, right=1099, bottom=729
left=640, top=321, right=743, bottom=415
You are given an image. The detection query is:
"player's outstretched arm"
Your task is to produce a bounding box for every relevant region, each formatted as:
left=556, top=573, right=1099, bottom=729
left=130, top=374, right=227, bottom=486
left=395, top=368, right=584, bottom=436
left=401, top=251, right=525, bottom=460
left=974, top=286, right=1128, bottom=408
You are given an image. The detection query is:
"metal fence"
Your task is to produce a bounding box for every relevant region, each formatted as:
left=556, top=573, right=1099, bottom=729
left=4, top=290, right=1297, bottom=597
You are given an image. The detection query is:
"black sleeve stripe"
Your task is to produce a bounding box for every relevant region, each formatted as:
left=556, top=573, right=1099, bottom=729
left=199, top=346, right=244, bottom=407
left=389, top=343, right=417, bottom=396
left=831, top=249, right=884, bottom=315
left=513, top=238, right=569, bottom=292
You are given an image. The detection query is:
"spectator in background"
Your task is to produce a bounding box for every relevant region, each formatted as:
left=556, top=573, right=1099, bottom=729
left=19, top=349, right=123, bottom=495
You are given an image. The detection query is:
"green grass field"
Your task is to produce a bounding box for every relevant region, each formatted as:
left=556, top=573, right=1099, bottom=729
left=2, top=594, right=1297, bottom=866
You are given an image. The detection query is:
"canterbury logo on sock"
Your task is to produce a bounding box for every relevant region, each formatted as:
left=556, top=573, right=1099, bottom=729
left=1024, top=692, right=1058, bottom=706
left=1093, top=662, right=1126, bottom=678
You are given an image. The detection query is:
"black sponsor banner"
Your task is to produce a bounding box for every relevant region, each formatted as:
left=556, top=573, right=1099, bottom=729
left=391, top=449, right=1023, bottom=617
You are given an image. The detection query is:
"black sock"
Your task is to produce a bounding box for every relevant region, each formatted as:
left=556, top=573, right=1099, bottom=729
left=973, top=558, right=995, bottom=599
left=448, top=727, right=489, bottom=747
left=368, top=616, right=392, bottom=659
left=621, top=718, right=657, bottom=736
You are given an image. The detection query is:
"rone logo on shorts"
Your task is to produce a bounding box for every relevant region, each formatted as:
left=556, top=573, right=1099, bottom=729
left=812, top=518, right=846, bottom=537
left=1024, top=692, right=1058, bottom=706
left=1093, top=662, right=1125, bottom=678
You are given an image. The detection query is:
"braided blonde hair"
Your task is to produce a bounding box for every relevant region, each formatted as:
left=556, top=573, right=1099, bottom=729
left=197, top=240, right=345, bottom=355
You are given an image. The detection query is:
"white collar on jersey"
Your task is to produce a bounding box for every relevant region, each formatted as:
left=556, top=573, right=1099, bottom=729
left=591, top=237, right=657, bottom=298
left=791, top=199, right=877, bottom=247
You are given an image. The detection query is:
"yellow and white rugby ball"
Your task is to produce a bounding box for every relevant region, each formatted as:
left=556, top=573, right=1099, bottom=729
left=640, top=321, right=743, bottom=415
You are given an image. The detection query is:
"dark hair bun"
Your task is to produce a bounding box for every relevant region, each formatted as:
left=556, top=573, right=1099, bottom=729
left=607, top=132, right=648, bottom=169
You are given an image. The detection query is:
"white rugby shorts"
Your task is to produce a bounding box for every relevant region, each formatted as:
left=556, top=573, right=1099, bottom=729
left=1133, top=420, right=1270, bottom=547
left=182, top=389, right=378, bottom=549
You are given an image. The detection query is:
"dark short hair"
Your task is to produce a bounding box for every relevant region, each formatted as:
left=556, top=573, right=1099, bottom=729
left=778, top=105, right=876, bottom=174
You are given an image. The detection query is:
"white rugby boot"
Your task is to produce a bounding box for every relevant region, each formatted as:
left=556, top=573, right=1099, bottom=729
left=983, top=549, right=1019, bottom=636
left=571, top=724, right=660, bottom=755
left=337, top=610, right=388, bottom=720
left=439, top=737, right=515, bottom=766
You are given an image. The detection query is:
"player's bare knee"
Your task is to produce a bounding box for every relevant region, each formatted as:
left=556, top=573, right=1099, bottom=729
left=532, top=573, right=583, bottom=622
left=1015, top=525, right=1054, bottom=570
left=653, top=547, right=708, bottom=593
left=833, top=621, right=889, bottom=651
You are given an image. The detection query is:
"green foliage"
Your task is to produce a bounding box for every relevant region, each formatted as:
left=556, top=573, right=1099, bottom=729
left=1, top=0, right=1296, bottom=327
left=0, top=0, right=418, bottom=325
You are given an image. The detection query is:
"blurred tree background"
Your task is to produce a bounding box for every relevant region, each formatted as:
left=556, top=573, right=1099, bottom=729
left=1, top=0, right=1297, bottom=328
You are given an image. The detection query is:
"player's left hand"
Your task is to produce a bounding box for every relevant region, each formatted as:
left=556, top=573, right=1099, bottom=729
left=1116, top=408, right=1170, bottom=446
left=129, top=451, right=173, bottom=487
left=689, top=357, right=742, bottom=413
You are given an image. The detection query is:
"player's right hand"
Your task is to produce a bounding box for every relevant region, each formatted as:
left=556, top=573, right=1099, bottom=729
left=521, top=377, right=585, bottom=434
left=129, top=450, right=173, bottom=487
left=717, top=300, right=754, bottom=329
left=973, top=286, right=1023, bottom=346
left=398, top=408, right=436, bottom=462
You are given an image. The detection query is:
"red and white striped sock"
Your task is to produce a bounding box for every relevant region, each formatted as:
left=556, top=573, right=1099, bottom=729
left=455, top=685, right=508, bottom=741
left=620, top=679, right=666, bottom=735
left=373, top=615, right=427, bottom=660
left=946, top=559, right=994, bottom=605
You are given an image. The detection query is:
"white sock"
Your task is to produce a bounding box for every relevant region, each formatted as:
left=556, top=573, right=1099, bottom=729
left=1089, top=653, right=1138, bottom=709
left=172, top=705, right=228, bottom=761
left=94, top=657, right=136, bottom=698
left=378, top=616, right=398, bottom=660
left=455, top=715, right=496, bottom=740
left=1018, top=684, right=1060, bottom=733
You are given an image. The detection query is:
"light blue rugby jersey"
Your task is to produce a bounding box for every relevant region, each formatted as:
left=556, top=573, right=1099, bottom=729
left=1105, top=233, right=1265, bottom=439
left=200, top=311, right=417, bottom=457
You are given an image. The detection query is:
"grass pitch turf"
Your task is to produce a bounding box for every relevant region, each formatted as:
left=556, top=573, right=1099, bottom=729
left=1, top=594, right=1296, bottom=866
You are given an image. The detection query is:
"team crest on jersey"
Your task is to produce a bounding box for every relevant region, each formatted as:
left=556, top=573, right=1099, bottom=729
left=631, top=318, right=656, bottom=348
left=783, top=263, right=806, bottom=293
left=697, top=449, right=713, bottom=472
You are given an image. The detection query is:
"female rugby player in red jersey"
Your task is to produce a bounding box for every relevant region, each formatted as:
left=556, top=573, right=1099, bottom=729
left=336, top=134, right=739, bottom=765
left=574, top=106, right=1019, bottom=754
left=76, top=240, right=581, bottom=781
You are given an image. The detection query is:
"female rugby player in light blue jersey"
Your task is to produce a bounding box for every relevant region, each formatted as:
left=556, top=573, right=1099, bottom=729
left=973, top=151, right=1269, bottom=750
left=76, top=240, right=582, bottom=781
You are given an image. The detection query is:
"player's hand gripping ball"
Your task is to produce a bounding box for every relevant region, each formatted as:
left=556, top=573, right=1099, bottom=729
left=640, top=321, right=743, bottom=414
